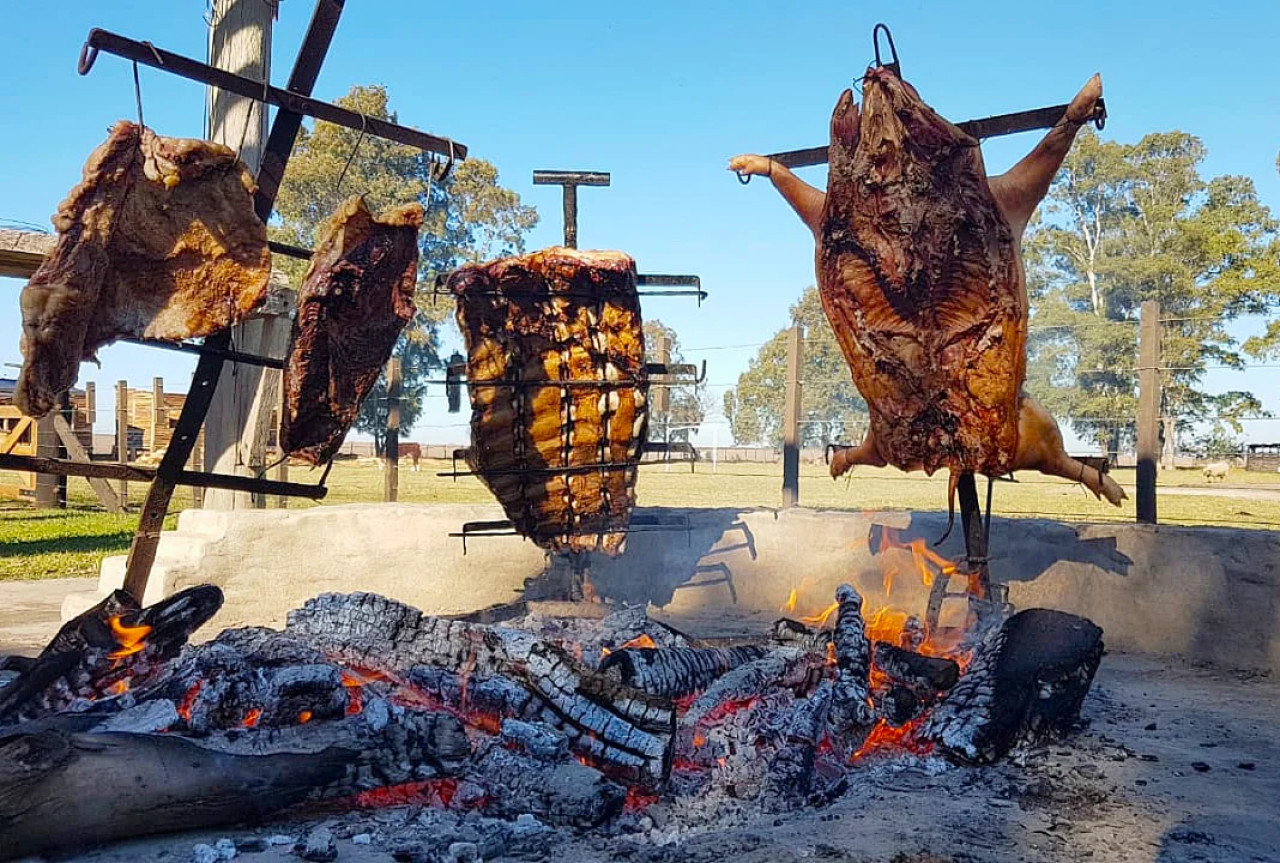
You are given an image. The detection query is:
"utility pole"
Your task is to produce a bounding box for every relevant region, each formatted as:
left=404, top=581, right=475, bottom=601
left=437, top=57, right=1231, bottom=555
left=782, top=325, right=804, bottom=508
left=1136, top=299, right=1160, bottom=524
left=384, top=357, right=401, bottom=503
left=203, top=0, right=284, bottom=510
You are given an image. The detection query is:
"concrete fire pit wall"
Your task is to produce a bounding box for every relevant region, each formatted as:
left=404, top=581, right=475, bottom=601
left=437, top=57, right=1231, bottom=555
left=69, top=504, right=1280, bottom=672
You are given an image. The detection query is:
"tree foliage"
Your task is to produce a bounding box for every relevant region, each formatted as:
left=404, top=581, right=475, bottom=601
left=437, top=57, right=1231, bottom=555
left=643, top=319, right=707, bottom=443
left=1025, top=128, right=1280, bottom=455
left=271, top=85, right=538, bottom=452
left=724, top=286, right=867, bottom=446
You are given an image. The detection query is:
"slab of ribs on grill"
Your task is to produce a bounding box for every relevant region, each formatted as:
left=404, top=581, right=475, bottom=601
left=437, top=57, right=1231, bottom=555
left=281, top=195, right=423, bottom=466
left=729, top=69, right=1125, bottom=509
left=16, top=121, right=270, bottom=417
left=448, top=247, right=648, bottom=556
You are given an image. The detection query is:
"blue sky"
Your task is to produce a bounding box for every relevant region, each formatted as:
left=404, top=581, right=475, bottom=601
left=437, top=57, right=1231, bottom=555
left=2, top=1, right=1278, bottom=446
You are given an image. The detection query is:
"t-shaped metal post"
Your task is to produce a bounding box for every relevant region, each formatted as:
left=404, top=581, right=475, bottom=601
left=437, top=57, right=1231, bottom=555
left=532, top=170, right=610, bottom=248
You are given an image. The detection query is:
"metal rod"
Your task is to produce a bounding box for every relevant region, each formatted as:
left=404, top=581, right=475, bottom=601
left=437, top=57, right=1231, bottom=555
left=761, top=98, right=1107, bottom=170
left=1136, top=299, right=1160, bottom=524
left=0, top=453, right=327, bottom=499
left=956, top=472, right=991, bottom=601
left=118, top=337, right=285, bottom=369
left=76, top=27, right=467, bottom=164
left=268, top=239, right=313, bottom=260
left=439, top=461, right=639, bottom=480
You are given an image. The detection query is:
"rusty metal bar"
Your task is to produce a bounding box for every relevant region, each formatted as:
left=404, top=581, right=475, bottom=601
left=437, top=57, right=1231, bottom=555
left=118, top=337, right=285, bottom=369
left=0, top=453, right=327, bottom=500
left=532, top=170, right=610, bottom=248
left=76, top=27, right=467, bottom=164
left=761, top=98, right=1108, bottom=171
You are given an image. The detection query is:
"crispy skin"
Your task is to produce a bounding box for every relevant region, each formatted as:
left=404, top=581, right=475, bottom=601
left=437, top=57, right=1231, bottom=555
left=17, top=121, right=269, bottom=416
left=281, top=196, right=422, bottom=466
left=820, top=74, right=1023, bottom=477
left=449, top=248, right=647, bottom=556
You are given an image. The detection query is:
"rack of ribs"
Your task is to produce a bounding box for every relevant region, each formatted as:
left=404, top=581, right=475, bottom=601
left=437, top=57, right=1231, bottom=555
left=448, top=247, right=648, bottom=556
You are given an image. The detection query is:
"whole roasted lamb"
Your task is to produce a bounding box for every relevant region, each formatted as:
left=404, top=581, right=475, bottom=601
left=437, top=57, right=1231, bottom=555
left=730, top=68, right=1124, bottom=508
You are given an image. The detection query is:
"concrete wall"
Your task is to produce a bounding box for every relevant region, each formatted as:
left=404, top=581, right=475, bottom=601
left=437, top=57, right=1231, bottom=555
left=74, top=504, right=1280, bottom=672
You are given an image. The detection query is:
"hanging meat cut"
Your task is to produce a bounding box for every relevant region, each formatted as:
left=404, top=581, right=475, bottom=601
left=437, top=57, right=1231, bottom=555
left=280, top=195, right=422, bottom=466
left=16, top=121, right=270, bottom=417
left=448, top=247, right=648, bottom=556
left=729, top=70, right=1124, bottom=507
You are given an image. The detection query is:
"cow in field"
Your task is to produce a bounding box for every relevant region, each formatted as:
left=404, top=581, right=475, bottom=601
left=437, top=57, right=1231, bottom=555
left=399, top=442, right=422, bottom=472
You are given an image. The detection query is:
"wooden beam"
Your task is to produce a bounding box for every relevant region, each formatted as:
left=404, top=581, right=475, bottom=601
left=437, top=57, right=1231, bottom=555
left=0, top=229, right=54, bottom=279
left=52, top=414, right=123, bottom=513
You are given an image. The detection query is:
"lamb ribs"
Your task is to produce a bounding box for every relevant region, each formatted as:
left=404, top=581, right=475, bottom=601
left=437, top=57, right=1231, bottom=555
left=448, top=247, right=649, bottom=556
left=16, top=121, right=270, bottom=416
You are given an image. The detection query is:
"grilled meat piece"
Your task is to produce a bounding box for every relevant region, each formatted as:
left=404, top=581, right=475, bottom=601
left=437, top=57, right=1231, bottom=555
left=280, top=196, right=422, bottom=466
left=16, top=121, right=269, bottom=416
left=449, top=247, right=648, bottom=556
left=730, top=70, right=1123, bottom=507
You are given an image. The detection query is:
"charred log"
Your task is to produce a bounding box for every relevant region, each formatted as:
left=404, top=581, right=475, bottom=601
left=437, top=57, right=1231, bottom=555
left=922, top=609, right=1103, bottom=764
left=471, top=744, right=626, bottom=827
left=872, top=643, right=960, bottom=693
left=770, top=618, right=829, bottom=651
left=288, top=592, right=673, bottom=779
left=826, top=585, right=874, bottom=739
left=598, top=646, right=766, bottom=697
left=0, top=585, right=222, bottom=724
left=681, top=648, right=827, bottom=726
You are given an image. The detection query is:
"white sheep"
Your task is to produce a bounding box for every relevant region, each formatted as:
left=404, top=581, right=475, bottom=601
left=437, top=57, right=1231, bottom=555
left=1202, top=461, right=1230, bottom=482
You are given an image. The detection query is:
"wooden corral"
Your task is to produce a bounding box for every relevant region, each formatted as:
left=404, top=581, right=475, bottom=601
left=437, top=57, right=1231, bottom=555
left=0, top=381, right=95, bottom=504
left=1245, top=443, right=1280, bottom=473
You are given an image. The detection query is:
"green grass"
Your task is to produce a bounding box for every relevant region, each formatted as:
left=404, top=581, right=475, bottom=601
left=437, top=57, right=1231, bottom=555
left=2, top=460, right=1276, bottom=582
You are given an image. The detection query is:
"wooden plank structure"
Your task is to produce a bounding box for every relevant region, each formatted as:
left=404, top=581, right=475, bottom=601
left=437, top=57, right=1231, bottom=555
left=1, top=0, right=468, bottom=602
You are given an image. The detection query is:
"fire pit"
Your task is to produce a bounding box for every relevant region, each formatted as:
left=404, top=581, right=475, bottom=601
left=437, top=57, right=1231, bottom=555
left=0, top=563, right=1107, bottom=860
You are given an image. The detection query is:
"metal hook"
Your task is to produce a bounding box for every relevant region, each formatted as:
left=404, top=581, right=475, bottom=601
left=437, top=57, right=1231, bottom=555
left=78, top=41, right=100, bottom=75
left=872, top=23, right=901, bottom=78
left=736, top=170, right=752, bottom=186
left=1092, top=96, right=1107, bottom=131
left=432, top=140, right=457, bottom=182
left=132, top=60, right=144, bottom=129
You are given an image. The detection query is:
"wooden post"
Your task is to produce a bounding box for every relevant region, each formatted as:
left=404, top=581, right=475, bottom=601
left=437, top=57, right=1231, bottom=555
left=115, top=380, right=129, bottom=507
left=202, top=0, right=277, bottom=511
left=34, top=413, right=60, bottom=509
left=1136, top=299, right=1160, bottom=524
left=85, top=382, right=96, bottom=426
left=275, top=377, right=289, bottom=509
left=151, top=377, right=165, bottom=454
left=384, top=357, right=401, bottom=503
left=781, top=325, right=804, bottom=508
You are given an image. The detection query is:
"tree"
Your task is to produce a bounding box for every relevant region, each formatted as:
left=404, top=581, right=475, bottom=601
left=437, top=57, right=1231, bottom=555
left=724, top=286, right=867, bottom=446
left=643, top=319, right=707, bottom=444
left=271, top=85, right=538, bottom=453
left=1025, top=128, right=1280, bottom=456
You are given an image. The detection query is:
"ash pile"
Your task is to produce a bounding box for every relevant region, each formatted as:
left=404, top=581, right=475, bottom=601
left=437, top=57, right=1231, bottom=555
left=0, top=586, right=1102, bottom=859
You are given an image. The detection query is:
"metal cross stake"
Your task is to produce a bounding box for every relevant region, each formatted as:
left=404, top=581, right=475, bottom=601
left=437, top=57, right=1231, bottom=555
left=532, top=170, right=610, bottom=248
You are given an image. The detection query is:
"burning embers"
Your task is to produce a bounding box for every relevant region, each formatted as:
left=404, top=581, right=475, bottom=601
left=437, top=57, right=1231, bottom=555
left=0, top=587, right=1102, bottom=859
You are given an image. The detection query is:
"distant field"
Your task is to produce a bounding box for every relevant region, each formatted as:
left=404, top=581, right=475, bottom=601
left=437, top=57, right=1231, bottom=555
left=1, top=459, right=1277, bottom=582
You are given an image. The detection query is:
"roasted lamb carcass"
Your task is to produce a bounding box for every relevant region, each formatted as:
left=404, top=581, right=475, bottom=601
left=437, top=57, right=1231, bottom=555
left=729, top=70, right=1124, bottom=508
left=16, top=121, right=270, bottom=417
left=280, top=195, right=423, bottom=466
left=448, top=248, right=648, bottom=556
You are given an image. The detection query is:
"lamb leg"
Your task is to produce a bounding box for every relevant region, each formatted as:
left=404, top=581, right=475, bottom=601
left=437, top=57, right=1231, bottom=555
left=829, top=428, right=887, bottom=478
left=1012, top=393, right=1125, bottom=505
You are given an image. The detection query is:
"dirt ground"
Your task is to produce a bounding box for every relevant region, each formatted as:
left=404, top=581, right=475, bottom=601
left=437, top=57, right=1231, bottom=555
left=20, top=648, right=1274, bottom=863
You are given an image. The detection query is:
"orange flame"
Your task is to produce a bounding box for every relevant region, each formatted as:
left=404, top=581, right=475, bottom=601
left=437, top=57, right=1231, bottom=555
left=105, top=679, right=130, bottom=696
left=782, top=588, right=799, bottom=613
left=298, top=710, right=313, bottom=724
left=240, top=708, right=262, bottom=728
left=851, top=718, right=933, bottom=761
left=800, top=602, right=839, bottom=628
left=825, top=641, right=837, bottom=667
left=621, top=634, right=658, bottom=650
left=106, top=615, right=152, bottom=660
